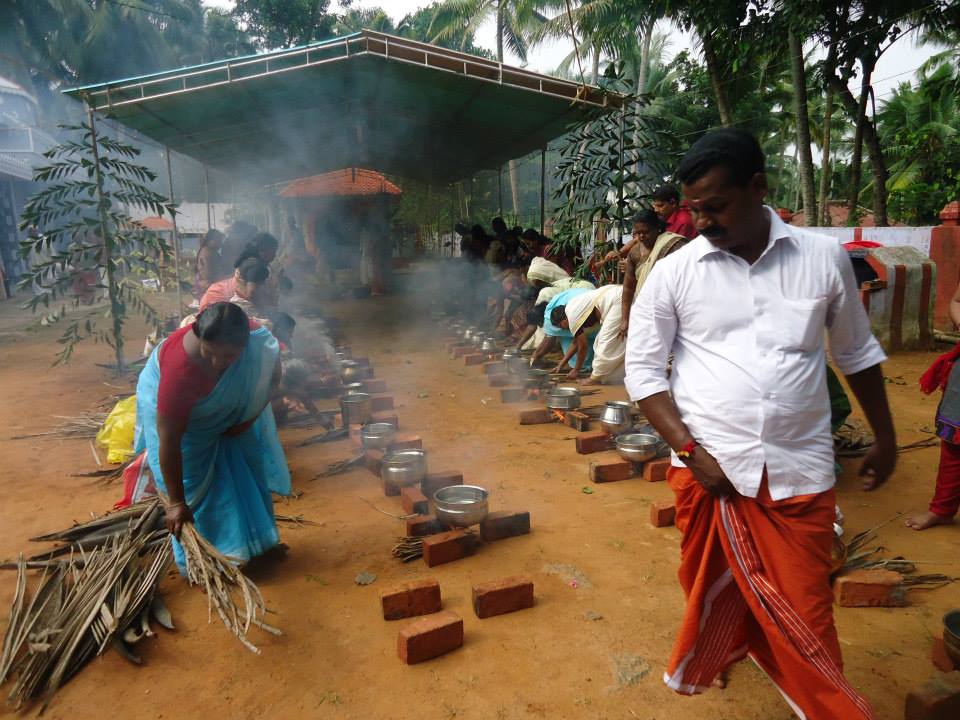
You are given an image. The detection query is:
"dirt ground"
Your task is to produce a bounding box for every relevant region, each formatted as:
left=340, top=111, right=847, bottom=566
left=0, top=265, right=957, bottom=720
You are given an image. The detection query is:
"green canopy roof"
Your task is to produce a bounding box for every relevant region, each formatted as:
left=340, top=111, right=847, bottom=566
left=65, top=31, right=622, bottom=185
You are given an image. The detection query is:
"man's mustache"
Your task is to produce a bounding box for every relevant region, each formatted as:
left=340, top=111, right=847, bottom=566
left=702, top=226, right=728, bottom=239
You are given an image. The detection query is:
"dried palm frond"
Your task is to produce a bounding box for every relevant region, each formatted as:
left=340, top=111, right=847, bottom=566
left=177, top=524, right=280, bottom=655
left=11, top=413, right=109, bottom=441
left=391, top=536, right=424, bottom=563
left=312, top=454, right=363, bottom=479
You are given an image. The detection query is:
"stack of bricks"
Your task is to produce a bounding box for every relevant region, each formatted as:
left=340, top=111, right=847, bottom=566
left=833, top=569, right=907, bottom=607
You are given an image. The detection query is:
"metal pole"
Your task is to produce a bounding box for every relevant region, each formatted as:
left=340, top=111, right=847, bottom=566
left=497, top=166, right=503, bottom=216
left=164, top=147, right=183, bottom=317
left=204, top=165, right=212, bottom=230
left=540, top=148, right=547, bottom=235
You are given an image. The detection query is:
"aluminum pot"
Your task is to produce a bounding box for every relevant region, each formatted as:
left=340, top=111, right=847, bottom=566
left=340, top=360, right=364, bottom=384
left=464, top=327, right=477, bottom=341
left=480, top=338, right=497, bottom=352
left=600, top=400, right=633, bottom=436
left=433, top=485, right=489, bottom=527
left=507, top=355, right=529, bottom=376
left=526, top=368, right=552, bottom=387
left=546, top=386, right=581, bottom=410
left=361, top=422, right=396, bottom=451
left=381, top=449, right=428, bottom=488
left=615, top=433, right=658, bottom=463
left=343, top=382, right=365, bottom=394
left=340, top=393, right=372, bottom=426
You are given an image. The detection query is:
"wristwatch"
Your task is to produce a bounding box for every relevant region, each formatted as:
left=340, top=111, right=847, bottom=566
left=676, top=439, right=699, bottom=460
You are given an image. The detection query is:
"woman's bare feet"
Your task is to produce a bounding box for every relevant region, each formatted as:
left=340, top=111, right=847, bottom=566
left=905, top=511, right=955, bottom=530
left=712, top=670, right=729, bottom=689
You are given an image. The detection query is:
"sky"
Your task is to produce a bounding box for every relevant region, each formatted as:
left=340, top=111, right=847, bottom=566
left=205, top=0, right=941, bottom=100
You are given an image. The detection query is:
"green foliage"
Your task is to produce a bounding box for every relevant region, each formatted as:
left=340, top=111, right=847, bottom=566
left=233, top=0, right=335, bottom=50
left=17, top=123, right=173, bottom=369
left=550, top=62, right=673, bottom=271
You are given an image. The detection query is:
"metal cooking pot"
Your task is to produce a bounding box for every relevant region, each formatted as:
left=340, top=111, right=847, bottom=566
left=343, top=382, right=365, bottom=394
left=507, top=355, right=529, bottom=375
left=340, top=360, right=363, bottom=384
left=381, top=449, right=428, bottom=488
left=340, top=393, right=372, bottom=426
left=615, top=433, right=658, bottom=463
left=361, top=422, right=397, bottom=451
left=433, top=485, right=489, bottom=527
left=546, top=386, right=581, bottom=410
left=600, top=400, right=633, bottom=436
left=464, top=327, right=477, bottom=341
left=480, top=338, right=497, bottom=352
left=526, top=368, right=552, bottom=387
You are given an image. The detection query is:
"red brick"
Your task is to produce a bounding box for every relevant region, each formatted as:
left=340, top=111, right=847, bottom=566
left=359, top=366, right=375, bottom=380
left=834, top=569, right=906, bottom=608
left=576, top=431, right=612, bottom=454
left=483, top=361, right=506, bottom=375
left=472, top=576, right=534, bottom=618
left=650, top=501, right=676, bottom=528
left=406, top=514, right=445, bottom=537
left=422, top=471, right=464, bottom=499
left=933, top=637, right=957, bottom=673
left=382, top=475, right=401, bottom=497
left=381, top=578, right=442, bottom=621
left=446, top=342, right=465, bottom=353
left=364, top=378, right=387, bottom=394
left=422, top=529, right=478, bottom=567
left=352, top=357, right=370, bottom=367
left=364, top=448, right=384, bottom=476
left=500, top=387, right=528, bottom=403
left=371, top=411, right=399, bottom=429
left=487, top=373, right=513, bottom=387
left=519, top=408, right=554, bottom=425
left=452, top=346, right=472, bottom=358
left=401, top=486, right=429, bottom=515
left=397, top=610, right=463, bottom=664
left=589, top=459, right=635, bottom=483
left=905, top=675, right=960, bottom=720
left=479, top=511, right=530, bottom=542
left=464, top=353, right=486, bottom=366
left=643, top=458, right=670, bottom=482
left=389, top=433, right=422, bottom=451
left=371, top=395, right=394, bottom=411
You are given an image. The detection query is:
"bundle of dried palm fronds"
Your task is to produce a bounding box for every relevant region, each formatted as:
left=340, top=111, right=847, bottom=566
left=837, top=515, right=957, bottom=591
left=392, top=536, right=424, bottom=562
left=177, top=525, right=280, bottom=655
left=0, top=506, right=170, bottom=712
left=1, top=498, right=281, bottom=710
left=313, top=454, right=363, bottom=479
left=11, top=413, right=109, bottom=441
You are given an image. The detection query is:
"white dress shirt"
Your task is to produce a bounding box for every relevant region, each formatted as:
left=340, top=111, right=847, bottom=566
left=625, top=207, right=886, bottom=500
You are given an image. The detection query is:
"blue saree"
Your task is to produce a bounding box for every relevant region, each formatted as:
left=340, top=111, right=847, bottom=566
left=135, top=325, right=291, bottom=569
left=544, top=287, right=597, bottom=371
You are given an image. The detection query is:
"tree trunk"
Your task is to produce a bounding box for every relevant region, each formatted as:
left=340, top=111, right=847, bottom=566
left=846, top=70, right=871, bottom=218
left=87, top=108, right=124, bottom=375
left=788, top=32, right=817, bottom=226
left=700, top=31, right=733, bottom=126
left=591, top=45, right=600, bottom=84
left=792, top=143, right=800, bottom=212
left=493, top=2, right=520, bottom=217
left=637, top=17, right=654, bottom=96
left=496, top=1, right=504, bottom=64
left=818, top=84, right=834, bottom=226
left=827, top=68, right=888, bottom=226
left=775, top=126, right=787, bottom=207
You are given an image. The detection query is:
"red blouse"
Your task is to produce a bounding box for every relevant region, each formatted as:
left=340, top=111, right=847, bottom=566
left=157, top=326, right=217, bottom=423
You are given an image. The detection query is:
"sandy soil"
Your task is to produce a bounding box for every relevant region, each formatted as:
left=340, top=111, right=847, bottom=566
left=0, top=267, right=957, bottom=720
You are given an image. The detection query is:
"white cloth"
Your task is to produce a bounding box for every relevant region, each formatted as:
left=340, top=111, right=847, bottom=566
left=527, top=257, right=568, bottom=285
left=625, top=207, right=886, bottom=500
left=588, top=286, right=625, bottom=382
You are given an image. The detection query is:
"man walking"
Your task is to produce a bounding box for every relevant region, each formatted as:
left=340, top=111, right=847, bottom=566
left=625, top=129, right=895, bottom=719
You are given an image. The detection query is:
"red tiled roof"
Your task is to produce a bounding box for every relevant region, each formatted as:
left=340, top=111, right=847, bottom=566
left=278, top=168, right=401, bottom=198
left=139, top=216, right=174, bottom=230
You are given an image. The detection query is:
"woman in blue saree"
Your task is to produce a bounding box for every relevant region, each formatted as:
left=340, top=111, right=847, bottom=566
left=135, top=302, right=291, bottom=569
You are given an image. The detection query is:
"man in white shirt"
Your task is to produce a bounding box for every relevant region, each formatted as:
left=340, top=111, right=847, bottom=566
left=625, top=129, right=895, bottom=719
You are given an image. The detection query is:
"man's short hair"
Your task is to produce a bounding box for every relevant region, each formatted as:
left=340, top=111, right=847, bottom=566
left=550, top=305, right=567, bottom=327
left=528, top=302, right=548, bottom=327
left=651, top=185, right=680, bottom=203
left=676, top=128, right=765, bottom=187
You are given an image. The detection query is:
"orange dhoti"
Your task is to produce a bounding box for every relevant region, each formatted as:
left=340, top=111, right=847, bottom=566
left=665, top=466, right=874, bottom=719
